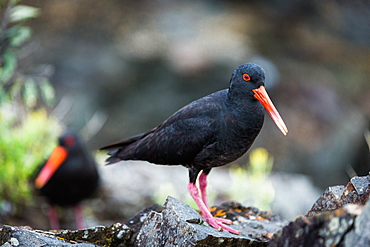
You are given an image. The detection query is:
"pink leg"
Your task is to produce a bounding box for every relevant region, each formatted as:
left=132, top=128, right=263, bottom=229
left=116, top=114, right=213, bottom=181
left=199, top=172, right=209, bottom=209
left=187, top=182, right=240, bottom=234
left=48, top=206, right=60, bottom=230
left=198, top=171, right=232, bottom=225
left=73, top=204, right=85, bottom=230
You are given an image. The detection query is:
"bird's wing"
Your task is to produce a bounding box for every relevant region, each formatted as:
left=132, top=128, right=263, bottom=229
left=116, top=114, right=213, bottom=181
left=102, top=91, right=226, bottom=166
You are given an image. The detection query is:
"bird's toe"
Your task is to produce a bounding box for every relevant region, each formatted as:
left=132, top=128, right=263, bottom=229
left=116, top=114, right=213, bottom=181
left=206, top=217, right=240, bottom=235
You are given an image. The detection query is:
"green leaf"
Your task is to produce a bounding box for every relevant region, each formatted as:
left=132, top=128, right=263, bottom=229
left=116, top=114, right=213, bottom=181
left=9, top=5, right=40, bottom=23
left=0, top=87, right=9, bottom=104
left=22, top=78, right=38, bottom=108
left=10, top=77, right=22, bottom=99
left=39, top=79, right=55, bottom=106
left=10, top=26, right=32, bottom=47
left=0, top=50, right=17, bottom=85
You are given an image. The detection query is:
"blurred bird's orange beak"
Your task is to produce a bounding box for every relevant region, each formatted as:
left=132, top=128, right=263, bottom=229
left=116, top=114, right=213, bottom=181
left=35, top=146, right=68, bottom=189
left=252, top=85, right=288, bottom=135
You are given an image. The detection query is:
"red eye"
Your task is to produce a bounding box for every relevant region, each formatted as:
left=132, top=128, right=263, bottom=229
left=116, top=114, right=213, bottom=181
left=242, top=74, right=251, bottom=81
left=64, top=135, right=76, bottom=147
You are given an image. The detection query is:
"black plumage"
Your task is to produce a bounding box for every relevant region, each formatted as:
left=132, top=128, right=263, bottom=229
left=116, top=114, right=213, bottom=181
left=101, top=63, right=287, bottom=234
left=35, top=132, right=100, bottom=229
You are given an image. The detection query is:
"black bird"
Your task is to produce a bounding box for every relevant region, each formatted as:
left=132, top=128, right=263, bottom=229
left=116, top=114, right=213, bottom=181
left=100, top=63, right=287, bottom=234
left=34, top=132, right=100, bottom=230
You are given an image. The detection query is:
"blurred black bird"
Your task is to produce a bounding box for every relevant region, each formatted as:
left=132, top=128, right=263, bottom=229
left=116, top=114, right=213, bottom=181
left=100, top=63, right=288, bottom=234
left=34, top=132, right=100, bottom=230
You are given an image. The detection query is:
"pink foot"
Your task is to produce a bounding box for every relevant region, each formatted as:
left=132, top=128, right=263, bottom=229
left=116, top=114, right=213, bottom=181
left=188, top=182, right=240, bottom=234
left=213, top=217, right=233, bottom=225
left=203, top=215, right=240, bottom=234
left=198, top=172, right=235, bottom=230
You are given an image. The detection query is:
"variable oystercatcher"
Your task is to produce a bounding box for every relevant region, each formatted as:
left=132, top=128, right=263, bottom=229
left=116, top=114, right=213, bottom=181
left=34, top=132, right=100, bottom=230
left=100, top=63, right=287, bottom=234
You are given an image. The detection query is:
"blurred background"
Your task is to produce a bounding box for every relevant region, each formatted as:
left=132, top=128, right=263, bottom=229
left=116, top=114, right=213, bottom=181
left=0, top=0, right=369, bottom=230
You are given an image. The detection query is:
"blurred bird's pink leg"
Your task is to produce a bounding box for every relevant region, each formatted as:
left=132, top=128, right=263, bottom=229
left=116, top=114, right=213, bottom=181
left=48, top=206, right=60, bottom=230
left=73, top=204, right=85, bottom=230
left=187, top=182, right=240, bottom=234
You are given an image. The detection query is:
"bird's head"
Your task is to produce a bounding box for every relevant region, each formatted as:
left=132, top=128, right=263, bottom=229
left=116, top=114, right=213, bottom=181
left=59, top=132, right=80, bottom=152
left=229, top=63, right=266, bottom=98
left=229, top=63, right=288, bottom=136
left=34, top=132, right=81, bottom=189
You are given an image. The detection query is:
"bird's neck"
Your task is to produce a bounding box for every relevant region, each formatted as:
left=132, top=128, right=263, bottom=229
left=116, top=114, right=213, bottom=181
left=225, top=92, right=265, bottom=133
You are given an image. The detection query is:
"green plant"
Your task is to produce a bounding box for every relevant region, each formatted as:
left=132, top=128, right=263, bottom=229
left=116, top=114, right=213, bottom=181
left=1, top=0, right=54, bottom=108
left=228, top=148, right=275, bottom=211
left=0, top=1, right=61, bottom=215
left=0, top=105, right=62, bottom=208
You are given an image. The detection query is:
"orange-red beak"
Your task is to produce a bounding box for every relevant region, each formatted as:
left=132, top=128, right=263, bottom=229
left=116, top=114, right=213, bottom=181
left=252, top=85, right=288, bottom=136
left=34, top=146, right=68, bottom=189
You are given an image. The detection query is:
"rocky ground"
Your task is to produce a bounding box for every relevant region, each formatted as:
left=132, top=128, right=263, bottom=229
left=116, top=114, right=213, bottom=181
left=0, top=2, right=369, bottom=246
left=1, top=175, right=370, bottom=246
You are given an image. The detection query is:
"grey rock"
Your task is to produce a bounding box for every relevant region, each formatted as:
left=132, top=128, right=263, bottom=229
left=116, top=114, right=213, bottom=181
left=0, top=225, right=97, bottom=247
left=268, top=204, right=361, bottom=247
left=55, top=223, right=132, bottom=247
left=269, top=175, right=370, bottom=247
left=134, top=196, right=287, bottom=247
left=344, top=200, right=370, bottom=246
left=350, top=176, right=370, bottom=195
left=307, top=175, right=370, bottom=217
left=125, top=203, right=164, bottom=245
left=0, top=197, right=288, bottom=247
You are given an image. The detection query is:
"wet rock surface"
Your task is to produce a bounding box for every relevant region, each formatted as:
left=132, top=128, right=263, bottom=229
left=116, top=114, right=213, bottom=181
left=2, top=175, right=370, bottom=246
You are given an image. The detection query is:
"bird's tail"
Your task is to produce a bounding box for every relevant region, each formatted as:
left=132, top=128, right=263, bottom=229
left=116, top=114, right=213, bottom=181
left=100, top=130, right=155, bottom=164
